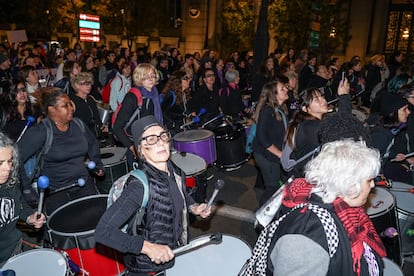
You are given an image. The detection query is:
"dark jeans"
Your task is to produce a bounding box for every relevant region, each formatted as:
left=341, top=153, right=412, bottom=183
left=253, top=152, right=282, bottom=206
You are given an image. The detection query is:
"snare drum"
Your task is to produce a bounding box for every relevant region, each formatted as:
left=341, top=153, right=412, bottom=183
left=365, top=187, right=401, bottom=264
left=170, top=152, right=207, bottom=187
left=46, top=195, right=124, bottom=276
left=97, top=147, right=128, bottom=194
left=170, top=151, right=208, bottom=202
left=389, top=181, right=414, bottom=256
left=383, top=257, right=404, bottom=276
left=166, top=234, right=251, bottom=275
left=1, top=249, right=69, bottom=275
left=173, top=130, right=216, bottom=165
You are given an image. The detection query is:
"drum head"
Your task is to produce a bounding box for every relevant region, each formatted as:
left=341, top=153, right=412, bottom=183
left=173, top=130, right=214, bottom=142
left=166, top=234, right=251, bottom=276
left=366, top=188, right=395, bottom=218
left=170, top=152, right=207, bottom=176
left=1, top=249, right=67, bottom=276
left=47, top=195, right=108, bottom=237
left=389, top=182, right=414, bottom=213
left=100, top=147, right=127, bottom=165
left=383, top=257, right=403, bottom=276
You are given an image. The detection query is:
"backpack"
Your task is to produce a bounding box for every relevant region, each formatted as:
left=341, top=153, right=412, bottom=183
left=24, top=117, right=85, bottom=183
left=107, top=168, right=149, bottom=235
left=111, top=87, right=143, bottom=139
left=102, top=75, right=123, bottom=104
left=245, top=123, right=256, bottom=154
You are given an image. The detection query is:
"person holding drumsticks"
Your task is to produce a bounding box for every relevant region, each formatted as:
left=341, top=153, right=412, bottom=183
left=0, top=131, right=45, bottom=267
left=17, top=87, right=104, bottom=214
left=95, top=115, right=211, bottom=276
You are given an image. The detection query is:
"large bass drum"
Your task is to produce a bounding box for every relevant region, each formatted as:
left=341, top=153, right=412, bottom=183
left=46, top=195, right=124, bottom=276
left=166, top=234, right=251, bottom=276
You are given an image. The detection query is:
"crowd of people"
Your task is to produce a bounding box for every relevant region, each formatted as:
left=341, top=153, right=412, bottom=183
left=0, top=39, right=413, bottom=275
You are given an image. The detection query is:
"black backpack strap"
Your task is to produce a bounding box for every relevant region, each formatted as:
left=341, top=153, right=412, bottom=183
left=29, top=118, right=54, bottom=183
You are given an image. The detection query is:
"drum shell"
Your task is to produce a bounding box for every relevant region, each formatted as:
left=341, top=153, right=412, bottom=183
left=389, top=181, right=414, bottom=256
left=46, top=194, right=124, bottom=275
left=166, top=234, right=251, bottom=275
left=173, top=130, right=217, bottom=165
left=96, top=147, right=128, bottom=194
left=365, top=187, right=401, bottom=265
left=1, top=249, right=69, bottom=276
left=383, top=257, right=404, bottom=276
left=215, top=129, right=247, bottom=168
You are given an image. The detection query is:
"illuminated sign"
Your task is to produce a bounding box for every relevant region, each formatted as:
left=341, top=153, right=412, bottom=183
left=79, top=13, right=100, bottom=42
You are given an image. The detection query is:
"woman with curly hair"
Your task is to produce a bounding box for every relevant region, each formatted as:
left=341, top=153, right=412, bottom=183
left=0, top=131, right=45, bottom=266
left=161, top=70, right=192, bottom=135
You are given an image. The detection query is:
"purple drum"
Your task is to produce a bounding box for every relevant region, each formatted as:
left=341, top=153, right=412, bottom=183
left=173, top=130, right=216, bottom=165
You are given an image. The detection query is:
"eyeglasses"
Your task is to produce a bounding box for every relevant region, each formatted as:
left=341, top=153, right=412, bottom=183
left=143, top=74, right=157, bottom=81
left=79, top=81, right=92, bottom=86
left=182, top=76, right=190, bottom=81
left=141, top=131, right=171, bottom=145
left=16, top=87, right=26, bottom=92
left=205, top=74, right=215, bottom=78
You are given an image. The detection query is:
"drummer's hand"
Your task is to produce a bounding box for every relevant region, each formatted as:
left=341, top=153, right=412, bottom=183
left=193, top=203, right=211, bottom=218
left=337, top=78, right=350, bottom=95
left=142, top=241, right=174, bottom=264
left=27, top=212, right=46, bottom=229
left=395, top=153, right=406, bottom=162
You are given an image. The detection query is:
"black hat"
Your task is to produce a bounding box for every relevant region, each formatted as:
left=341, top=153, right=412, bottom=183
left=380, top=93, right=408, bottom=117
left=131, top=115, right=163, bottom=147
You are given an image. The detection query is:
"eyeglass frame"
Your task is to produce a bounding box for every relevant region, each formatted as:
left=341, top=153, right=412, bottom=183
left=140, top=131, right=171, bottom=146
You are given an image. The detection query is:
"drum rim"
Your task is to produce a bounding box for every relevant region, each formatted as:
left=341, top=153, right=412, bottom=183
left=173, top=129, right=215, bottom=142
left=190, top=233, right=252, bottom=251
left=47, top=194, right=108, bottom=237
left=366, top=187, right=396, bottom=218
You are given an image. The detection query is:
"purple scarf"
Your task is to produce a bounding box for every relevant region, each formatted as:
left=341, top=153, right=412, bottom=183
left=138, top=85, right=163, bottom=124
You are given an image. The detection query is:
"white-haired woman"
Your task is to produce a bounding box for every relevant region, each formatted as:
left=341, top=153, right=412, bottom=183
left=243, top=139, right=386, bottom=276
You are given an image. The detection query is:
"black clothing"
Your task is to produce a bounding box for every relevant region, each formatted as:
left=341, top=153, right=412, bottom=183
left=189, top=85, right=220, bottom=122
left=252, top=106, right=286, bottom=162
left=113, top=92, right=154, bottom=148
left=218, top=84, right=245, bottom=119
left=161, top=90, right=189, bottom=136
left=0, top=69, right=12, bottom=94
left=17, top=119, right=103, bottom=213
left=95, top=161, right=195, bottom=274
left=0, top=184, right=34, bottom=264
left=298, top=64, right=315, bottom=93
left=70, top=94, right=103, bottom=138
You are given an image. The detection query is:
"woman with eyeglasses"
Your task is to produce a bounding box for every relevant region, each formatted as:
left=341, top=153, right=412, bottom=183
left=95, top=115, right=211, bottom=276
left=17, top=87, right=104, bottom=213
left=189, top=68, right=221, bottom=124
left=113, top=63, right=163, bottom=168
left=69, top=72, right=104, bottom=139
left=283, top=79, right=350, bottom=178
left=160, top=70, right=192, bottom=135
left=2, top=80, right=39, bottom=141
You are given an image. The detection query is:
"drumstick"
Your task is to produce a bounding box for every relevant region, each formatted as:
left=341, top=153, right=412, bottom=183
left=388, top=187, right=414, bottom=193
left=48, top=178, right=86, bottom=195
left=390, top=152, right=414, bottom=162
left=172, top=233, right=222, bottom=256
left=37, top=176, right=49, bottom=219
